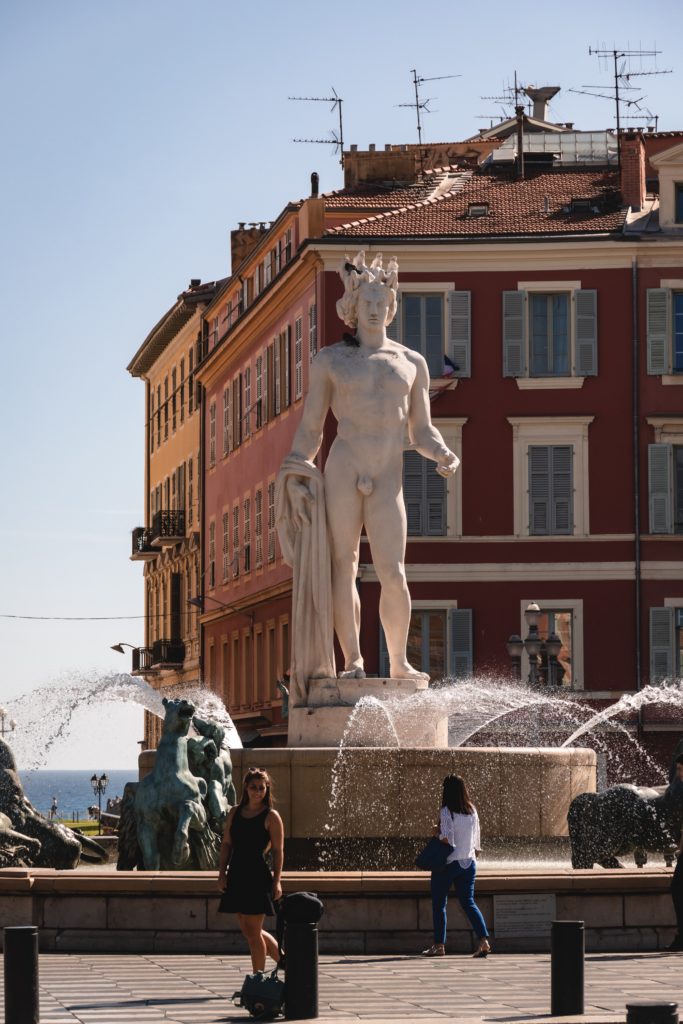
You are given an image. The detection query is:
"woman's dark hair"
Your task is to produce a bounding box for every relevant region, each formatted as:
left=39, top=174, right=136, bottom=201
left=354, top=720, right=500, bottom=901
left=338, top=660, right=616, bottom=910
left=239, top=767, right=274, bottom=809
left=676, top=754, right=683, bottom=766
left=441, top=774, right=474, bottom=815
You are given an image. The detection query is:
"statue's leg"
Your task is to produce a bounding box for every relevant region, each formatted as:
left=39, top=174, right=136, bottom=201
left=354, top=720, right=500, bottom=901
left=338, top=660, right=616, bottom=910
left=365, top=481, right=426, bottom=681
left=137, top=819, right=160, bottom=870
left=173, top=801, right=204, bottom=865
left=324, top=462, right=364, bottom=675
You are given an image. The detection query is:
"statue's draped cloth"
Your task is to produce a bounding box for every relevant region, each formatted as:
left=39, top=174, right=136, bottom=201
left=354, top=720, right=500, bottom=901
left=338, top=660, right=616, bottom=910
left=275, top=456, right=336, bottom=706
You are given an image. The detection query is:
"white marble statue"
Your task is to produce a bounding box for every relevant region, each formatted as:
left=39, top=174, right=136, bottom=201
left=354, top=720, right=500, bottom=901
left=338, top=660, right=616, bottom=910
left=276, top=252, right=459, bottom=706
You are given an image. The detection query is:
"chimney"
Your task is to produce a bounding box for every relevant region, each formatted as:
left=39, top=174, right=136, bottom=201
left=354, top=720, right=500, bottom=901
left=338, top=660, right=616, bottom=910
left=311, top=171, right=319, bottom=198
left=524, top=86, right=561, bottom=122
left=620, top=131, right=646, bottom=212
left=230, top=224, right=265, bottom=273
left=515, top=105, right=525, bottom=180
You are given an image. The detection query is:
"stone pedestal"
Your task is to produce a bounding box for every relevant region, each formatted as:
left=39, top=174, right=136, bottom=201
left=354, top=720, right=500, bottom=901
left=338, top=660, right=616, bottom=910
left=287, top=677, right=448, bottom=748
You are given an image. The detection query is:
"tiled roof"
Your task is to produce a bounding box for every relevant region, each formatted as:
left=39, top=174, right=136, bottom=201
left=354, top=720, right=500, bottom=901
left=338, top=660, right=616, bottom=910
left=323, top=168, right=470, bottom=210
left=325, top=168, right=625, bottom=238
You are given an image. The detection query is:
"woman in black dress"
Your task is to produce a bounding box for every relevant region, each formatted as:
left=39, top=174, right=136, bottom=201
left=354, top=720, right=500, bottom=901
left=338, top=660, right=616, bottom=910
left=217, top=767, right=284, bottom=971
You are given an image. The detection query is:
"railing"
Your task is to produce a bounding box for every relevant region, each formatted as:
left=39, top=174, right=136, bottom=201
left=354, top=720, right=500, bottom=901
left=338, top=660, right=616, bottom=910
left=151, top=510, right=186, bottom=541
left=131, top=647, right=154, bottom=673
left=151, top=638, right=185, bottom=667
left=131, top=527, right=160, bottom=558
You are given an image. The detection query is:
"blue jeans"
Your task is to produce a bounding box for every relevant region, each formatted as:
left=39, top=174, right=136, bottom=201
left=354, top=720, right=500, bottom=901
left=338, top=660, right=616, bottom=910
left=431, top=859, right=489, bottom=945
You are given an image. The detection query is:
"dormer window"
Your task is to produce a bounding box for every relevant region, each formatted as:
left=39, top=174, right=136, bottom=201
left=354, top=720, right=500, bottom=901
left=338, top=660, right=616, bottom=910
left=467, top=202, right=489, bottom=218
left=570, top=198, right=592, bottom=216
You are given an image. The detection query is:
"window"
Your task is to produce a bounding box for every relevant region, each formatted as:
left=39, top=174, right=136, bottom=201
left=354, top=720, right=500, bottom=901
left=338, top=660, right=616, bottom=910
left=648, top=443, right=683, bottom=534
left=467, top=202, right=489, bottom=218
left=274, top=338, right=281, bottom=414
left=188, top=457, right=193, bottom=527
left=180, top=358, right=185, bottom=424
left=647, top=288, right=683, bottom=375
left=243, top=498, right=251, bottom=573
left=503, top=287, right=597, bottom=380
left=150, top=390, right=154, bottom=454
left=649, top=605, right=683, bottom=681
left=231, top=375, right=242, bottom=448
left=223, top=387, right=231, bottom=457
left=156, top=384, right=161, bottom=446
left=379, top=607, right=472, bottom=679
left=188, top=349, right=194, bottom=414
left=403, top=450, right=446, bottom=536
left=268, top=481, right=276, bottom=562
left=528, top=445, right=573, bottom=535
left=232, top=505, right=240, bottom=578
left=282, top=327, right=291, bottom=408
left=255, top=489, right=263, bottom=568
left=209, top=401, right=216, bottom=466
left=208, top=521, right=215, bottom=589
left=309, top=303, right=317, bottom=360
left=509, top=417, right=593, bottom=537
left=171, top=368, right=177, bottom=430
left=244, top=367, right=251, bottom=438
left=294, top=317, right=303, bottom=399
left=676, top=183, right=683, bottom=224
left=520, top=599, right=583, bottom=688
left=222, top=512, right=230, bottom=582
left=387, top=290, right=471, bottom=378
left=255, top=356, right=263, bottom=429
left=164, top=377, right=169, bottom=439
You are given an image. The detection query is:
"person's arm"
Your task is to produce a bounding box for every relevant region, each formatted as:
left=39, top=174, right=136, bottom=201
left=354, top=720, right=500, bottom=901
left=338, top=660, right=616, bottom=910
left=267, top=810, right=285, bottom=900
left=473, top=808, right=482, bottom=856
left=439, top=808, right=454, bottom=846
left=407, top=354, right=459, bottom=477
left=217, top=807, right=236, bottom=891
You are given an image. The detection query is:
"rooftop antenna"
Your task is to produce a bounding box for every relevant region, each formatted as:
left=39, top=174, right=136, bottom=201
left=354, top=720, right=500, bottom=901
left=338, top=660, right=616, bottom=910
left=479, top=71, right=532, bottom=128
left=289, top=87, right=345, bottom=167
left=569, top=45, right=671, bottom=169
left=397, top=68, right=461, bottom=146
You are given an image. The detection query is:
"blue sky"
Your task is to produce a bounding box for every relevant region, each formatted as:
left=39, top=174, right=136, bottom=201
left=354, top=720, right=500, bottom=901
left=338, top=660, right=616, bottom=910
left=1, top=0, right=681, bottom=768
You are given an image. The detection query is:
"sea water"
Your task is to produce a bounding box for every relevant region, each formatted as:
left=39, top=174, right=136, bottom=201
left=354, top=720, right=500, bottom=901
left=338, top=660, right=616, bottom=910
left=19, top=768, right=136, bottom=820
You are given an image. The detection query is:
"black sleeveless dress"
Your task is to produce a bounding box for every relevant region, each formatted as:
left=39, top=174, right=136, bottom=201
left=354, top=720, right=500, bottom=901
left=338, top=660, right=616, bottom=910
left=218, top=807, right=275, bottom=916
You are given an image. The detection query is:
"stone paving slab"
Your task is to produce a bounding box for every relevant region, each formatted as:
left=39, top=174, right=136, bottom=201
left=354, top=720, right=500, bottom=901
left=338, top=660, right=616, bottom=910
left=0, top=952, right=682, bottom=1023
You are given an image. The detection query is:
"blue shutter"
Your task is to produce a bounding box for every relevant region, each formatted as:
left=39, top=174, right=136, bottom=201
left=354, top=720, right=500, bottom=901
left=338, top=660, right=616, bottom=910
left=649, top=607, right=674, bottom=682
left=503, top=291, right=526, bottom=377
left=425, top=461, right=447, bottom=536
left=385, top=292, right=401, bottom=342
left=647, top=289, right=670, bottom=375
left=529, top=446, right=550, bottom=535
left=403, top=451, right=446, bottom=536
left=551, top=446, right=573, bottom=535
left=648, top=443, right=673, bottom=534
left=449, top=608, right=473, bottom=678
left=448, top=290, right=471, bottom=377
left=574, top=289, right=598, bottom=376
left=378, top=624, right=389, bottom=678
left=403, top=449, right=424, bottom=534
left=529, top=445, right=573, bottom=536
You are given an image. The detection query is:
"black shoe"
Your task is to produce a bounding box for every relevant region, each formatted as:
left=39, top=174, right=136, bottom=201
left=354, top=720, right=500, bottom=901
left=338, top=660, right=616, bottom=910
left=666, top=935, right=683, bottom=951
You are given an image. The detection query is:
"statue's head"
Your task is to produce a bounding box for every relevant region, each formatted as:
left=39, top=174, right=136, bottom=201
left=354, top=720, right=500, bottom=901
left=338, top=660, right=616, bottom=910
left=336, top=251, right=399, bottom=331
left=162, top=697, right=196, bottom=734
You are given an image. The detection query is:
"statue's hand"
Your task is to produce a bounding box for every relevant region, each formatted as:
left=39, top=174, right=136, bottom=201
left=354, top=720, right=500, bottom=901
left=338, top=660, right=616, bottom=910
left=287, top=477, right=314, bottom=529
left=435, top=449, right=460, bottom=478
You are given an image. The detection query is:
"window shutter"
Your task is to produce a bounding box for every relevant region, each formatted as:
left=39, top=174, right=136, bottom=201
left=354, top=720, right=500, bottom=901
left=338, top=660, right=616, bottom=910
left=449, top=608, right=473, bottom=678
left=528, top=445, right=550, bottom=534
left=551, top=445, right=573, bottom=535
left=649, top=607, right=674, bottom=682
left=574, top=289, right=598, bottom=376
left=385, top=292, right=401, bottom=342
left=170, top=573, right=182, bottom=641
left=425, top=461, right=447, bottom=536
left=503, top=290, right=526, bottom=377
left=647, top=289, right=670, bottom=375
left=648, top=443, right=673, bottom=534
left=282, top=326, right=291, bottom=408
left=378, top=625, right=389, bottom=678
left=177, top=462, right=185, bottom=511
left=403, top=449, right=425, bottom=534
left=448, top=290, right=471, bottom=377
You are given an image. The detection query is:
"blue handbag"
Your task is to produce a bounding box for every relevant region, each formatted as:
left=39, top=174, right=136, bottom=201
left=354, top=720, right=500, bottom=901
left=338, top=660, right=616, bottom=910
left=415, top=836, right=454, bottom=871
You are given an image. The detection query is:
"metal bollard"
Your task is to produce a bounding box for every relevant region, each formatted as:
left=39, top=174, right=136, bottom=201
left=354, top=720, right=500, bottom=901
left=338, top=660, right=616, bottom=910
left=284, top=921, right=318, bottom=1020
left=550, top=920, right=584, bottom=1016
left=3, top=926, right=39, bottom=1024
left=626, top=1003, right=679, bottom=1024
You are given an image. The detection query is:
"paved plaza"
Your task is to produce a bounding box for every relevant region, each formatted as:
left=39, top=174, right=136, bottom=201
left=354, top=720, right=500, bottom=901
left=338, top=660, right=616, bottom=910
left=1, top=951, right=681, bottom=1024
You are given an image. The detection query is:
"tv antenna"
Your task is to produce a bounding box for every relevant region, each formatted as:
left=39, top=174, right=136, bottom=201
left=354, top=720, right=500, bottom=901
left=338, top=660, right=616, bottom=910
left=397, top=68, right=461, bottom=145
left=478, top=71, right=533, bottom=129
left=290, top=87, right=345, bottom=167
left=569, top=46, right=671, bottom=168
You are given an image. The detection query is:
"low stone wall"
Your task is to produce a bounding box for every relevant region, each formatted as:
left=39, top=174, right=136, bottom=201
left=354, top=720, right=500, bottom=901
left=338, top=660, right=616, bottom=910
left=0, top=867, right=676, bottom=954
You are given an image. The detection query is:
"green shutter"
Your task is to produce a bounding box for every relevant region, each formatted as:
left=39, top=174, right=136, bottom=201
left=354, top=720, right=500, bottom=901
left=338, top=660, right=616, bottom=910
left=574, top=289, right=598, bottom=376
left=403, top=450, right=446, bottom=536
left=529, top=446, right=550, bottom=534
left=648, top=443, right=673, bottom=534
left=503, top=290, right=526, bottom=377
left=649, top=607, right=674, bottom=682
left=449, top=608, right=473, bottom=678
left=403, top=449, right=424, bottom=534
left=529, top=445, right=573, bottom=536
left=448, top=290, right=471, bottom=377
left=385, top=292, right=401, bottom=342
left=425, top=461, right=447, bottom=535
left=551, top=446, right=573, bottom=535
left=647, top=289, right=670, bottom=374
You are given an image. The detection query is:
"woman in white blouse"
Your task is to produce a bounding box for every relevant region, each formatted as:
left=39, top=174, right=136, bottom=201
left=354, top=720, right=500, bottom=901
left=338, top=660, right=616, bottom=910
left=422, top=774, right=491, bottom=958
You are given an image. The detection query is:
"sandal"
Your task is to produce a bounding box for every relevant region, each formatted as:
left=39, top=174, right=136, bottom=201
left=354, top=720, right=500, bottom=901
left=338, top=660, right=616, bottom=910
left=421, top=943, right=445, bottom=957
left=473, top=940, right=491, bottom=958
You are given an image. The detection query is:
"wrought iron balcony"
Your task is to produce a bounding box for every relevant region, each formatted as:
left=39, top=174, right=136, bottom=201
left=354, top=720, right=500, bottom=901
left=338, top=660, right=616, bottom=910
left=130, top=527, right=160, bottom=561
left=150, top=510, right=186, bottom=546
left=151, top=638, right=185, bottom=668
left=131, top=647, right=155, bottom=675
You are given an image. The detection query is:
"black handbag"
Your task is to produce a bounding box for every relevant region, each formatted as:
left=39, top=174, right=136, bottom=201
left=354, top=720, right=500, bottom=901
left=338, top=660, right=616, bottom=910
left=233, top=967, right=285, bottom=1019
left=415, top=837, right=454, bottom=871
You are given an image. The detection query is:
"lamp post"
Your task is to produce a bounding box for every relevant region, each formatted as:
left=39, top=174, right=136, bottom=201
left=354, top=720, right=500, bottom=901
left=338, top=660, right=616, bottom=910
left=507, top=602, right=563, bottom=690
left=90, top=773, right=108, bottom=835
left=110, top=642, right=137, bottom=654
left=0, top=706, right=17, bottom=739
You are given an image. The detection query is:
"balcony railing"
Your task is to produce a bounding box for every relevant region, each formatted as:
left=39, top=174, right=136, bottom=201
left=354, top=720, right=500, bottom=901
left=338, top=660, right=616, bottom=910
left=151, top=638, right=185, bottom=668
left=130, top=527, right=160, bottom=561
left=131, top=647, right=155, bottom=674
left=151, top=510, right=186, bottom=546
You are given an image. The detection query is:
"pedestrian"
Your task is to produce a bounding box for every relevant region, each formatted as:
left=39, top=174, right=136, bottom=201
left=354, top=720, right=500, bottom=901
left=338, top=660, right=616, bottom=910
left=422, top=774, right=491, bottom=958
left=668, top=755, right=683, bottom=952
left=217, top=767, right=284, bottom=971
left=49, top=796, right=58, bottom=820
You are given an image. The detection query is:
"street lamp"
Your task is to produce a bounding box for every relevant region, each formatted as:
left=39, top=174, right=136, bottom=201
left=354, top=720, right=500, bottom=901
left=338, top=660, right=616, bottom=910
left=507, top=602, right=563, bottom=690
left=110, top=642, right=137, bottom=654
left=0, top=706, right=17, bottom=739
left=90, top=773, right=108, bottom=835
